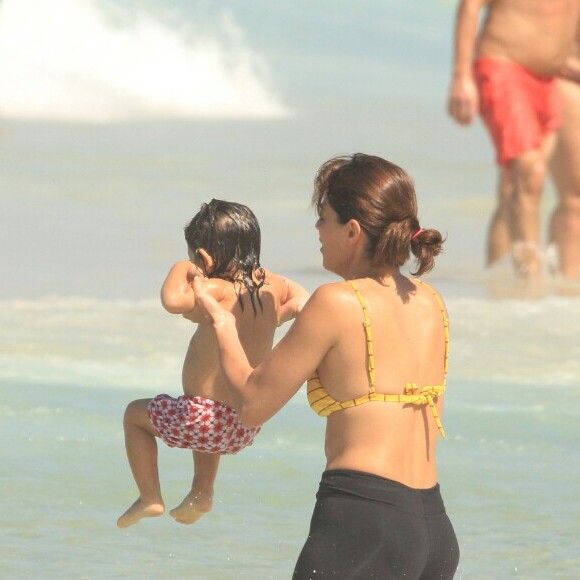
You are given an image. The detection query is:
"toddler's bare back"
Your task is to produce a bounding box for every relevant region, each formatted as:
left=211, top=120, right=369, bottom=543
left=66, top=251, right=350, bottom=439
left=181, top=271, right=290, bottom=406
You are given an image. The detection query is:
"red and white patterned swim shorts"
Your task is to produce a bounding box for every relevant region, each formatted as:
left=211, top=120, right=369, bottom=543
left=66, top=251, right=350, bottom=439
left=148, top=394, right=261, bottom=454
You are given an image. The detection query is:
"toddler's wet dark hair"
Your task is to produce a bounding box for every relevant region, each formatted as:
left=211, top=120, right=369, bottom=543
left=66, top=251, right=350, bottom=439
left=185, top=199, right=265, bottom=313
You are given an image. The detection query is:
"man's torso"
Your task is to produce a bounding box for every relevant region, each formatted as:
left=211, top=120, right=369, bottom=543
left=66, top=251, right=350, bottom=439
left=478, top=0, right=580, bottom=76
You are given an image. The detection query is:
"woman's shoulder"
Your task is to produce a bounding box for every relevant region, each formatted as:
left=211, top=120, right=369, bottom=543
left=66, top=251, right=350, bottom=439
left=411, top=278, right=449, bottom=318
left=412, top=277, right=446, bottom=301
left=306, top=281, right=359, bottom=309
left=289, top=282, right=358, bottom=334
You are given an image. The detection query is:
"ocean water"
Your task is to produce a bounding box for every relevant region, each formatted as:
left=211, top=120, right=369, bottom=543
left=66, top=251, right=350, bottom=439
left=1, top=1, right=579, bottom=579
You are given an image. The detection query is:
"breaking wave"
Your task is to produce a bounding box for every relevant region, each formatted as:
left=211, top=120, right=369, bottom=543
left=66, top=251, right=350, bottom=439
left=0, top=0, right=287, bottom=122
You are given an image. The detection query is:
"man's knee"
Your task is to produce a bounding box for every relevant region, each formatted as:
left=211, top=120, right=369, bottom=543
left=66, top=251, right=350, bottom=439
left=497, top=170, right=514, bottom=210
left=511, top=153, right=547, bottom=199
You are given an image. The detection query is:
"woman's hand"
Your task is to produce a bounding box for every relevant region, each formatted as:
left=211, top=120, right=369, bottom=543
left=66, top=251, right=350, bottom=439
left=186, top=261, right=205, bottom=285
left=192, top=274, right=235, bottom=328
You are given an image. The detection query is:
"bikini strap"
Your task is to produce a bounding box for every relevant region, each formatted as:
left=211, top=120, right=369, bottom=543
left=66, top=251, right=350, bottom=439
left=415, top=279, right=449, bottom=384
left=348, top=280, right=376, bottom=393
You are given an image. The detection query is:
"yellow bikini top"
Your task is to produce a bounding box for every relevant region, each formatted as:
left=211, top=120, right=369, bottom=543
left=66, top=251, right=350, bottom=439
left=306, top=279, right=449, bottom=437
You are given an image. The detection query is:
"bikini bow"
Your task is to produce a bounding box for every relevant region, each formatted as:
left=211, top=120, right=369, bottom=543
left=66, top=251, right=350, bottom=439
left=404, top=383, right=446, bottom=438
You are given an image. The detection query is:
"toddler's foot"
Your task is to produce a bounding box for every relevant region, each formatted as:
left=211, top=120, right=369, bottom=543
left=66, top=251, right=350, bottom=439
left=117, top=498, right=164, bottom=528
left=170, top=490, right=213, bottom=525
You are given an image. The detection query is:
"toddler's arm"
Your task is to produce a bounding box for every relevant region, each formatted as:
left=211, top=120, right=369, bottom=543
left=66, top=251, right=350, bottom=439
left=161, top=261, right=225, bottom=320
left=160, top=261, right=201, bottom=314
left=278, top=278, right=310, bottom=325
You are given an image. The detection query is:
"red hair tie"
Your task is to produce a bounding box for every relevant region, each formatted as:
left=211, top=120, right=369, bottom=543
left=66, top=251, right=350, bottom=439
left=410, top=227, right=425, bottom=241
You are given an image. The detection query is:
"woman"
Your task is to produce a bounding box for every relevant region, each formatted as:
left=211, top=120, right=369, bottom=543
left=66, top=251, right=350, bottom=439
left=194, top=154, right=460, bottom=579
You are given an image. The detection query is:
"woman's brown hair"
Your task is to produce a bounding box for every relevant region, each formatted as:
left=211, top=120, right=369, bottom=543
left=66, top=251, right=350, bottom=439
left=312, top=153, right=444, bottom=276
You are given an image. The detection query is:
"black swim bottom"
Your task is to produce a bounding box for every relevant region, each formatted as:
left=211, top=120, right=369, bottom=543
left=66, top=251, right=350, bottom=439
left=293, top=469, right=459, bottom=579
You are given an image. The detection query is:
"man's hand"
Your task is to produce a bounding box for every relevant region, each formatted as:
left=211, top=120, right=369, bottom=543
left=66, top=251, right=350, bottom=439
left=448, top=75, right=479, bottom=125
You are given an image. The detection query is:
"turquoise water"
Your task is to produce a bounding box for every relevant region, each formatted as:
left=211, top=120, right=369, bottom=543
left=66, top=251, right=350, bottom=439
left=2, top=376, right=579, bottom=579
left=1, top=1, right=579, bottom=579
left=2, top=293, right=579, bottom=579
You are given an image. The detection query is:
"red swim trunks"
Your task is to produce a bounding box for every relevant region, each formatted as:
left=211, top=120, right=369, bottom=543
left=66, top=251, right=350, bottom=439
left=474, top=57, right=562, bottom=166
left=148, top=394, right=261, bottom=454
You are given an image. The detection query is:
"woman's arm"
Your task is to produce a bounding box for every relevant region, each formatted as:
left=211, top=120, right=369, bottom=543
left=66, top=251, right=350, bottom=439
left=194, top=276, right=339, bottom=427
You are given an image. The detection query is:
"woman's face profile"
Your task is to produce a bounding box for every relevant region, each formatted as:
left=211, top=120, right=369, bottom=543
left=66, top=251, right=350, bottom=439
left=315, top=199, right=348, bottom=273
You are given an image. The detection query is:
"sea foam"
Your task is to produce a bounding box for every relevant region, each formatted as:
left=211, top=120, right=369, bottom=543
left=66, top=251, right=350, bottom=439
left=1, top=294, right=579, bottom=390
left=0, top=0, right=287, bottom=122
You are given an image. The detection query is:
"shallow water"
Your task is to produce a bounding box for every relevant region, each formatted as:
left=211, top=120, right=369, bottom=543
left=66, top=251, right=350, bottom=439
left=2, top=292, right=580, bottom=579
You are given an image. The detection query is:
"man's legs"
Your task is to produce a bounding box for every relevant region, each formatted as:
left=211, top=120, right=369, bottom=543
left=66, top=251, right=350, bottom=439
left=508, top=138, right=555, bottom=277
left=476, top=59, right=563, bottom=277
left=486, top=166, right=513, bottom=266
left=549, top=79, right=580, bottom=280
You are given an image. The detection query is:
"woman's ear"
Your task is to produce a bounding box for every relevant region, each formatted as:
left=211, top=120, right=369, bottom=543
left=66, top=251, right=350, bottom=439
left=346, top=219, right=362, bottom=241
left=197, top=248, right=215, bottom=274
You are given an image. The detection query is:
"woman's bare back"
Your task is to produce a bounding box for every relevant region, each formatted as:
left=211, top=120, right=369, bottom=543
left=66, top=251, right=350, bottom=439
left=317, top=277, right=447, bottom=488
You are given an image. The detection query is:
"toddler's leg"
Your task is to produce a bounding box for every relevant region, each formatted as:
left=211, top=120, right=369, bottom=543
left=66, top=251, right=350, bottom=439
left=117, top=398, right=165, bottom=528
left=170, top=451, right=220, bottom=525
